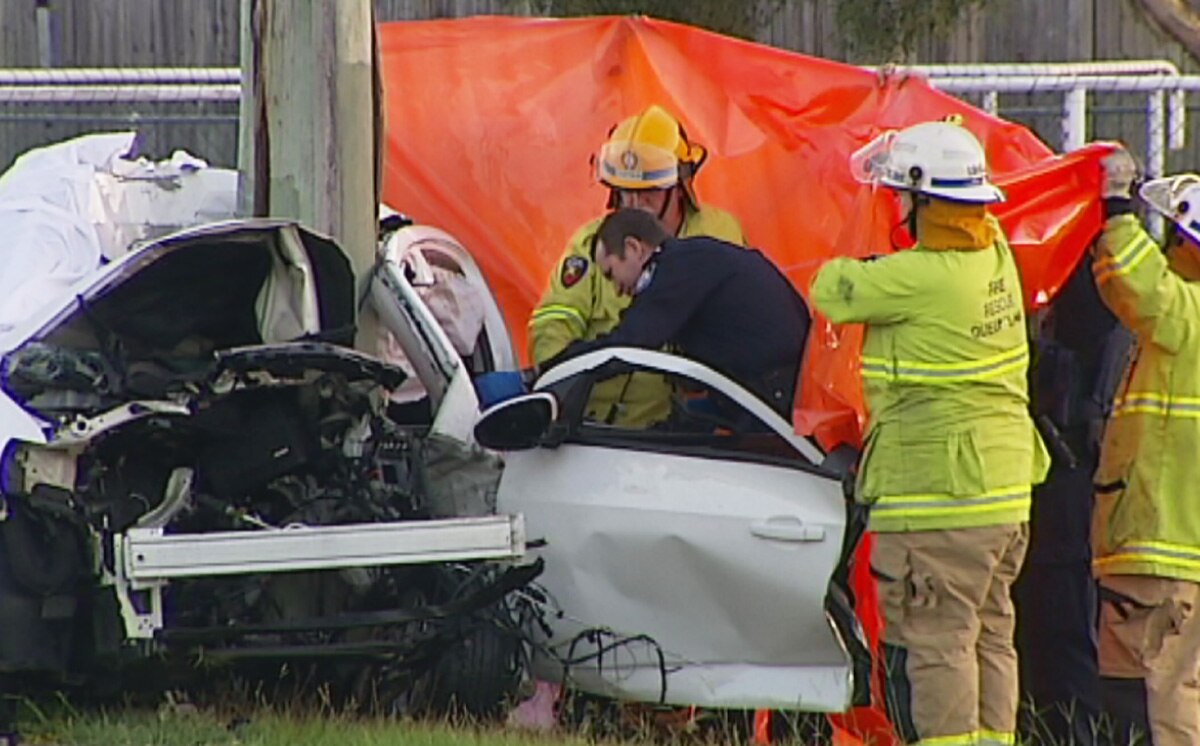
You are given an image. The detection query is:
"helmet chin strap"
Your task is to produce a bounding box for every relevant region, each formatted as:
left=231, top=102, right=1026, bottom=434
left=658, top=186, right=686, bottom=235
left=906, top=191, right=930, bottom=241
left=906, top=196, right=919, bottom=241
left=889, top=190, right=926, bottom=251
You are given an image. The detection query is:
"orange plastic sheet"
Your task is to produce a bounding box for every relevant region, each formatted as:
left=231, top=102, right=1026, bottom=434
left=379, top=15, right=1108, bottom=451
left=379, top=18, right=1107, bottom=744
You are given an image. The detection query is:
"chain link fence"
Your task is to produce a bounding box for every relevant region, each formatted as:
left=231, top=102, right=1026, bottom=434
left=0, top=69, right=239, bottom=173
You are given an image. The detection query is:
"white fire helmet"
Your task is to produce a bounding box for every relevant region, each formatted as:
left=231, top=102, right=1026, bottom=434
left=849, top=120, right=1005, bottom=204
left=1140, top=174, right=1200, bottom=246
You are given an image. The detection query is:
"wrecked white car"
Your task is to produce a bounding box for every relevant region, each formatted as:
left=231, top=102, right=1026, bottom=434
left=0, top=213, right=867, bottom=720
left=0, top=219, right=531, bottom=717
left=321, top=218, right=870, bottom=715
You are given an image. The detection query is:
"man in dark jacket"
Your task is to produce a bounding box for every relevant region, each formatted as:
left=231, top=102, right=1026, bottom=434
left=1017, top=254, right=1130, bottom=746
left=543, top=207, right=810, bottom=419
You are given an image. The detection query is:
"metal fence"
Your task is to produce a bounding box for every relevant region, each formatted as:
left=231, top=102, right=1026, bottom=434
left=898, top=62, right=1200, bottom=236
left=4, top=62, right=1200, bottom=209
left=0, top=68, right=240, bottom=172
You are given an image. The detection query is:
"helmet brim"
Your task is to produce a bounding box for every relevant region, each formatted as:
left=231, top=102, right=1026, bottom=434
left=882, top=179, right=1005, bottom=204
left=596, top=140, right=680, bottom=190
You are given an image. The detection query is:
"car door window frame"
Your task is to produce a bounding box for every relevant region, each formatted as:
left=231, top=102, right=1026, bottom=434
left=534, top=347, right=831, bottom=475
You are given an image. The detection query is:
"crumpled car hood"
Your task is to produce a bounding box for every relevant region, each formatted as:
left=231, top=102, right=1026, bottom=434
left=0, top=220, right=358, bottom=451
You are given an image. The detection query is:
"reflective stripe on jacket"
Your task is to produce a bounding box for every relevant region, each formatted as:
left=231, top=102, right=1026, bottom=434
left=528, top=205, right=744, bottom=427
left=1092, top=214, right=1200, bottom=583
left=810, top=223, right=1049, bottom=533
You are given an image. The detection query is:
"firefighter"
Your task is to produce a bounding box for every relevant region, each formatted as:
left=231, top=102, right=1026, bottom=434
left=810, top=119, right=1050, bottom=746
left=528, top=105, right=744, bottom=427
left=542, top=208, right=808, bottom=419
left=1091, top=146, right=1200, bottom=746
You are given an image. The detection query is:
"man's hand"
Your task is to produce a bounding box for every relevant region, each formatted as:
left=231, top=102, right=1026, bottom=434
left=1101, top=146, right=1138, bottom=200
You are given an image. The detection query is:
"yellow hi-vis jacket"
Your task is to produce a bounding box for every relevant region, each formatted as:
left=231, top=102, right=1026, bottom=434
left=528, top=205, right=744, bottom=427
left=810, top=226, right=1049, bottom=533
left=1092, top=214, right=1200, bottom=583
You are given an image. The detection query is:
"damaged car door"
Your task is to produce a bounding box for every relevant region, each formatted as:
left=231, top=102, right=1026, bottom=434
left=370, top=222, right=514, bottom=446
left=490, top=348, right=865, bottom=712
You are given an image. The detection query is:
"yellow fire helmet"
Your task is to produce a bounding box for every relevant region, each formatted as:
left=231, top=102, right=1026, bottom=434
left=595, top=105, right=707, bottom=207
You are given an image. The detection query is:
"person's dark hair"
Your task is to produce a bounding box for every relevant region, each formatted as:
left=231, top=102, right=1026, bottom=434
left=594, top=207, right=670, bottom=259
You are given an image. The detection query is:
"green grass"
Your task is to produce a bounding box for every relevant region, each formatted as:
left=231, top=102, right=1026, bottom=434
left=12, top=692, right=1145, bottom=746
left=16, top=704, right=613, bottom=746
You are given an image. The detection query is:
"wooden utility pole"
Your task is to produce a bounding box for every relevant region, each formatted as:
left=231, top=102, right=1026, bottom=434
left=238, top=0, right=381, bottom=350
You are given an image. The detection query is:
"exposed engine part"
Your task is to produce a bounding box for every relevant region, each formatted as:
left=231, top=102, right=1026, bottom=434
left=0, top=343, right=532, bottom=720
left=133, top=467, right=193, bottom=529
left=14, top=447, right=78, bottom=493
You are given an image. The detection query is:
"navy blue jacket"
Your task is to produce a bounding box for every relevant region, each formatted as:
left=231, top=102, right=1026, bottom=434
left=549, top=236, right=810, bottom=414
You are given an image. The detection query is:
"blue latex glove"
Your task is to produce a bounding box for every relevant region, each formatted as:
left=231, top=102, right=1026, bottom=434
left=474, top=370, right=529, bottom=409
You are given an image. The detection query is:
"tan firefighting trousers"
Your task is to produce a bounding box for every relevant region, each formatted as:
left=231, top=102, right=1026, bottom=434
left=1099, top=574, right=1200, bottom=746
left=871, top=524, right=1029, bottom=746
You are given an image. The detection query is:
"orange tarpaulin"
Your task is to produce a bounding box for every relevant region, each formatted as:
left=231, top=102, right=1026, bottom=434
left=379, top=16, right=1108, bottom=745
left=378, top=14, right=1107, bottom=451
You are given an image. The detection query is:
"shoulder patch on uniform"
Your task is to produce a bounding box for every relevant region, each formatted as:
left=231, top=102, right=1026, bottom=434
left=561, top=256, right=589, bottom=288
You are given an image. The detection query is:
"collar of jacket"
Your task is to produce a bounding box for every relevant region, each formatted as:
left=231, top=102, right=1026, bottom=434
left=916, top=200, right=997, bottom=251
left=1168, top=238, right=1200, bottom=282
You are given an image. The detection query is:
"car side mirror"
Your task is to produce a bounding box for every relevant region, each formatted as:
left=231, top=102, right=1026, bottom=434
left=473, top=392, right=558, bottom=451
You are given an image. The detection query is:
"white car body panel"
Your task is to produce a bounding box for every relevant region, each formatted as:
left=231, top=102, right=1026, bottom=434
left=496, top=348, right=854, bottom=711
left=0, top=395, right=49, bottom=455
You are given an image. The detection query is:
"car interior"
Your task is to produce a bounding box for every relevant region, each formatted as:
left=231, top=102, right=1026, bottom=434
left=537, top=361, right=831, bottom=475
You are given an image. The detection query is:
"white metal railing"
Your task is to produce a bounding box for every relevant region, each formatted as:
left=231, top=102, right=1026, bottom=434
left=879, top=61, right=1199, bottom=238
left=929, top=76, right=1200, bottom=162
left=0, top=67, right=239, bottom=103
left=0, top=67, right=239, bottom=84
left=906, top=61, right=1182, bottom=78
left=0, top=84, right=239, bottom=103
left=877, top=59, right=1186, bottom=124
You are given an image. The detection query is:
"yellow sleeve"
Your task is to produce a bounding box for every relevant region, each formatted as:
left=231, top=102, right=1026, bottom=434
left=1094, top=214, right=1200, bottom=353
left=684, top=206, right=746, bottom=246
left=810, top=253, right=927, bottom=325
left=528, top=219, right=602, bottom=364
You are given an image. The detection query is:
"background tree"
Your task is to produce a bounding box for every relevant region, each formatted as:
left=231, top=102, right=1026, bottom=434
left=833, top=0, right=987, bottom=62
left=531, top=0, right=989, bottom=63
left=530, top=0, right=785, bottom=40
left=1133, top=0, right=1200, bottom=62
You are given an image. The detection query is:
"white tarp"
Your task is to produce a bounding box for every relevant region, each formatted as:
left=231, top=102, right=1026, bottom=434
left=0, top=132, right=237, bottom=334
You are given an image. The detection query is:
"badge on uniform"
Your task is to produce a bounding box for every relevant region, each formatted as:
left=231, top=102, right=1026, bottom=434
left=561, top=256, right=589, bottom=288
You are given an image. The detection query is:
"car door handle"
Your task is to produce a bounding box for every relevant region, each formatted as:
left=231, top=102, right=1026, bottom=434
left=749, top=516, right=826, bottom=542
